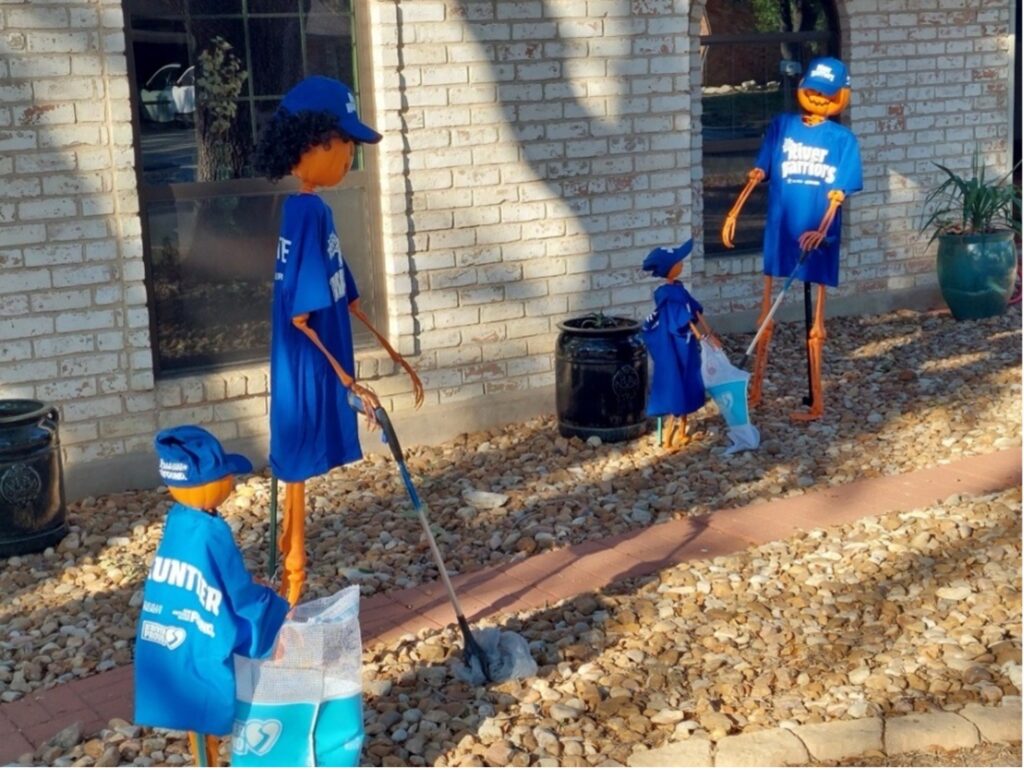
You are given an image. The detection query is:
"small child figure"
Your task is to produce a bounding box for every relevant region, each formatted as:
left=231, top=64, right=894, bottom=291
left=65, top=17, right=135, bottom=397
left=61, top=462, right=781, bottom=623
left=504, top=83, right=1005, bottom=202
left=641, top=240, right=720, bottom=449
left=134, top=426, right=289, bottom=766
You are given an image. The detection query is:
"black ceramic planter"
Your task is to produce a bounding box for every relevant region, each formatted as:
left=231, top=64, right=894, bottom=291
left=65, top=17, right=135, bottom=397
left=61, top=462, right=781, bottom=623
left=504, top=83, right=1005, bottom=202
left=555, top=315, right=648, bottom=443
left=936, top=231, right=1018, bottom=320
left=0, top=400, right=67, bottom=556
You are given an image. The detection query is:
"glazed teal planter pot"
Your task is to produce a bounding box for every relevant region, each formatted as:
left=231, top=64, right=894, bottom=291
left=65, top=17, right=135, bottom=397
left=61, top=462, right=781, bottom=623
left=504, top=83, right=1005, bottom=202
left=936, top=231, right=1018, bottom=320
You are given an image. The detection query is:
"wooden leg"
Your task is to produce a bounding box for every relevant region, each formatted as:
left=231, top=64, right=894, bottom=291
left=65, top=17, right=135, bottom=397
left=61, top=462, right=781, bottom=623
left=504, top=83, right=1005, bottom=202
left=791, top=284, right=827, bottom=422
left=749, top=276, right=775, bottom=409
left=279, top=481, right=307, bottom=607
left=189, top=733, right=220, bottom=767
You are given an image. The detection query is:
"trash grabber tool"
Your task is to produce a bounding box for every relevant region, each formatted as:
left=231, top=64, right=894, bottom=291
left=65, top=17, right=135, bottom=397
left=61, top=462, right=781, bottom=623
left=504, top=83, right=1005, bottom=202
left=346, top=393, right=492, bottom=682
left=739, top=247, right=811, bottom=369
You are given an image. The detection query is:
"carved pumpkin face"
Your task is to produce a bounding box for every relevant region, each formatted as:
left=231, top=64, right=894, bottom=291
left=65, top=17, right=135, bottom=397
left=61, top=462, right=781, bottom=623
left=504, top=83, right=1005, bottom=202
left=169, top=475, right=234, bottom=511
left=292, top=136, right=356, bottom=190
left=798, top=86, right=850, bottom=118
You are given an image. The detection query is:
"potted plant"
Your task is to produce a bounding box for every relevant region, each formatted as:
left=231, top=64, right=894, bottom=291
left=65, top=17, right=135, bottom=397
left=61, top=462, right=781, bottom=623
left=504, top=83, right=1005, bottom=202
left=555, top=313, right=648, bottom=443
left=920, top=153, right=1021, bottom=320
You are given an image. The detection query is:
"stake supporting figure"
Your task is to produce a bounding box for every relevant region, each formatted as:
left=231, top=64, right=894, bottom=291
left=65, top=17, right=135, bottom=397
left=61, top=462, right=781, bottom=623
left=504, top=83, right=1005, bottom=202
left=254, top=77, right=424, bottom=606
left=721, top=57, right=863, bottom=422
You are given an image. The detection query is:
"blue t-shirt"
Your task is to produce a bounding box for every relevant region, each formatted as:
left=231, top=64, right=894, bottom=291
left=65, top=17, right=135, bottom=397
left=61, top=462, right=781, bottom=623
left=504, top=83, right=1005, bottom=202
left=270, top=193, right=362, bottom=483
left=642, top=283, right=706, bottom=418
left=755, top=114, right=863, bottom=287
left=134, top=504, right=288, bottom=735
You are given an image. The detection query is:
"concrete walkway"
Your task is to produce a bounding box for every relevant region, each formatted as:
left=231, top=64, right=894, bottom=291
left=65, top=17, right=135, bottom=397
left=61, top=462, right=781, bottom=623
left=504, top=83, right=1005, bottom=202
left=0, top=448, right=1019, bottom=763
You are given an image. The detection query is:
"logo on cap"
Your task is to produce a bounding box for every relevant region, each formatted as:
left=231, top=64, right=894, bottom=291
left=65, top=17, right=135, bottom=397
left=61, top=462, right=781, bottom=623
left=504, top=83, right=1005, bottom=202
left=808, top=63, right=835, bottom=82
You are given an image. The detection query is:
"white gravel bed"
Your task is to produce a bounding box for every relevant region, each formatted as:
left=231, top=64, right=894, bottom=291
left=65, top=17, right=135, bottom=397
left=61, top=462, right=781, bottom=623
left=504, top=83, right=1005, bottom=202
left=13, top=488, right=1021, bottom=767
left=0, top=308, right=1019, bottom=701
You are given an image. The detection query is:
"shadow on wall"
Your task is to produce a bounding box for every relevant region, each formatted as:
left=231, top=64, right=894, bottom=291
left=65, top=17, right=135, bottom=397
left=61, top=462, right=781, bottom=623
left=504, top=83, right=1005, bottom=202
left=421, top=0, right=699, bottom=322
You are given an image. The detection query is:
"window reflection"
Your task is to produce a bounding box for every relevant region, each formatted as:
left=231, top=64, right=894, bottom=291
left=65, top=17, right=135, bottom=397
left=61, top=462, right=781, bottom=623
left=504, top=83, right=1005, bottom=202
left=129, top=0, right=358, bottom=186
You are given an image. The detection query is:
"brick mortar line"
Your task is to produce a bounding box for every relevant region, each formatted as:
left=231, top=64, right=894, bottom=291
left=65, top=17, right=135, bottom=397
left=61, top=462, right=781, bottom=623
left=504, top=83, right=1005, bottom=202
left=0, top=449, right=1020, bottom=758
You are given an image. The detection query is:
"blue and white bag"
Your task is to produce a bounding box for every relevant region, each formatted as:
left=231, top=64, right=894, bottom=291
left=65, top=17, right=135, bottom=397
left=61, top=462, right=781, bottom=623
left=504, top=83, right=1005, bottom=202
left=700, top=340, right=760, bottom=454
left=231, top=586, right=364, bottom=767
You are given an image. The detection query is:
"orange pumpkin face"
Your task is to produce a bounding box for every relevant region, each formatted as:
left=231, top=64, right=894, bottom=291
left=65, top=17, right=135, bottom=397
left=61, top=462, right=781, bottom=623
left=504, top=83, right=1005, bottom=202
left=169, top=475, right=234, bottom=511
left=798, top=86, right=850, bottom=118
left=292, top=136, right=356, bottom=190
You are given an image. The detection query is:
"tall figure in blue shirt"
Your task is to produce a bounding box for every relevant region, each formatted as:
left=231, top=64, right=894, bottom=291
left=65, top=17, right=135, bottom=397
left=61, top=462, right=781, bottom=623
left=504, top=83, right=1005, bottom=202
left=721, top=57, right=863, bottom=422
left=254, top=77, right=423, bottom=606
left=135, top=426, right=289, bottom=766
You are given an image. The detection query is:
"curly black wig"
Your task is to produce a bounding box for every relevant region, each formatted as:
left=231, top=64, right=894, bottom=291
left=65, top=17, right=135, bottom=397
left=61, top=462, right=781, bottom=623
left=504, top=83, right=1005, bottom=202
left=253, top=109, right=358, bottom=181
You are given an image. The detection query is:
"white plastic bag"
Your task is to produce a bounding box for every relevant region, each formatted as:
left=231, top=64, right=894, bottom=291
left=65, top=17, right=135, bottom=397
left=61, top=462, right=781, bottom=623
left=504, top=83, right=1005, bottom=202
left=231, top=586, right=364, bottom=767
left=700, top=340, right=760, bottom=454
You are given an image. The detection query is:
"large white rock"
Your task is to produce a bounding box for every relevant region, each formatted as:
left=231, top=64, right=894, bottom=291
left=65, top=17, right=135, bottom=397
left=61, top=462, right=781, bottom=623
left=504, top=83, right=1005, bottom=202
left=958, top=703, right=1023, bottom=744
left=714, top=728, right=809, bottom=767
left=884, top=712, right=979, bottom=754
left=792, top=718, right=882, bottom=761
left=626, top=739, right=713, bottom=767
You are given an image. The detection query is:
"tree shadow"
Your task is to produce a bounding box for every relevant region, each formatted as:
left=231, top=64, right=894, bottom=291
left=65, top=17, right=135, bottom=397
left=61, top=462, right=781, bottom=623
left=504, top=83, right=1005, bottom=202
left=357, top=491, right=1021, bottom=766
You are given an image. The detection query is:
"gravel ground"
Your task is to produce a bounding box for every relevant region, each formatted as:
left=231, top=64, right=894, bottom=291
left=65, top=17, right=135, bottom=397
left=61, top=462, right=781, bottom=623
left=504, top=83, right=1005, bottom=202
left=15, top=487, right=1021, bottom=767
left=0, top=307, right=1020, bottom=701
left=825, top=743, right=1022, bottom=767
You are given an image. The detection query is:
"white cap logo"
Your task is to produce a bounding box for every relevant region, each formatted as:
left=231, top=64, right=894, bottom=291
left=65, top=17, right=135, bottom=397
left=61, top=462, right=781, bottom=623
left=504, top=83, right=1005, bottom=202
left=809, top=63, right=835, bottom=81
left=346, top=93, right=356, bottom=114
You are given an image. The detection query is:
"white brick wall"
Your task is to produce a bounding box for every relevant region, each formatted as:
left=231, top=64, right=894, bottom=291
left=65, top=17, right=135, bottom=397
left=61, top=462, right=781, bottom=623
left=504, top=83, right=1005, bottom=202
left=0, top=0, right=1015, bottom=496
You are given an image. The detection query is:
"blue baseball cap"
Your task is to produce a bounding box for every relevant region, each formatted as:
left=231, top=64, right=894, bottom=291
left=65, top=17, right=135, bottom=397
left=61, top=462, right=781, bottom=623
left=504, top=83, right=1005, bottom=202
left=279, top=76, right=382, bottom=144
left=800, top=57, right=850, bottom=96
left=643, top=239, right=693, bottom=278
left=154, top=425, right=253, bottom=488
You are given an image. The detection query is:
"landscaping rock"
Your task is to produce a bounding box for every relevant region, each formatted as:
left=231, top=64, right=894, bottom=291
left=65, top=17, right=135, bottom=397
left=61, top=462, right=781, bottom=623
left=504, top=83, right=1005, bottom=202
left=885, top=712, right=979, bottom=755
left=959, top=703, right=1023, bottom=744
left=714, top=727, right=809, bottom=766
left=626, top=738, right=713, bottom=767
left=792, top=717, right=882, bottom=761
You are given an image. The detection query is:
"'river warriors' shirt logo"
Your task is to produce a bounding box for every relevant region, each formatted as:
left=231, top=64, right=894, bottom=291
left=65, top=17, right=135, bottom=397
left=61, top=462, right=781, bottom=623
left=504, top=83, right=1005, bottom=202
left=140, top=620, right=187, bottom=650
left=780, top=138, right=837, bottom=185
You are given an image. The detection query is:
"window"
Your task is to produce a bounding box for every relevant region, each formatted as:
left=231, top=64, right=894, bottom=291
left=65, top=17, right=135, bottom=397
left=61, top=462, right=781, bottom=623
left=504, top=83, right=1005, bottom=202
left=126, top=0, right=382, bottom=374
left=701, top=0, right=839, bottom=255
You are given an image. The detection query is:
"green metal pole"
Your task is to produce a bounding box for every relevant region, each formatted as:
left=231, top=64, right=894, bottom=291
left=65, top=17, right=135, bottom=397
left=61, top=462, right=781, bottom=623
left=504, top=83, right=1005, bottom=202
left=268, top=474, right=278, bottom=578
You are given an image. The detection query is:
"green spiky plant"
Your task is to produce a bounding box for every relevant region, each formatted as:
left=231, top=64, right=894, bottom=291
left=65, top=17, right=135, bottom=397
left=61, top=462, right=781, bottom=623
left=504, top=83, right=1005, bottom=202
left=920, top=152, right=1021, bottom=245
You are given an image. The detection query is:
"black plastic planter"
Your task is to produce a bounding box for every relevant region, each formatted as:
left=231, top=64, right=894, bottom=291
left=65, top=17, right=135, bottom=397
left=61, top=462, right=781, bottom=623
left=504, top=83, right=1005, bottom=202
left=0, top=400, right=67, bottom=556
left=555, top=315, right=648, bottom=443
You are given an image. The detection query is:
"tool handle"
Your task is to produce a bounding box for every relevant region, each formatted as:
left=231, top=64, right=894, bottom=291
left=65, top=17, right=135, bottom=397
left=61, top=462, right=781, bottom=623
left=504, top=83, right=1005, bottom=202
left=347, top=392, right=405, bottom=461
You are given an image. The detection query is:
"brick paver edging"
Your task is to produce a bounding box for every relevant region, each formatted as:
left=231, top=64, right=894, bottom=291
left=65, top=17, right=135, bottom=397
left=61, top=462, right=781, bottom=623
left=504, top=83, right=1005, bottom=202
left=0, top=449, right=1019, bottom=762
left=626, top=702, right=1022, bottom=766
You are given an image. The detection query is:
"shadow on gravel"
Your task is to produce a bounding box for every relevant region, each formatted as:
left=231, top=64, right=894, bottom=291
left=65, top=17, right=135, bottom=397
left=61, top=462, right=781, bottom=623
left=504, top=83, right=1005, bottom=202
left=357, top=495, right=1021, bottom=767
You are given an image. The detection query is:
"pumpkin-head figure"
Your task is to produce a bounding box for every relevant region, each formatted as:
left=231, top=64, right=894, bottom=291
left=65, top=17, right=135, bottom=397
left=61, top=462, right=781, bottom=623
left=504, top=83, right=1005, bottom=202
left=254, top=76, right=382, bottom=192
left=155, top=425, right=253, bottom=513
left=797, top=57, right=851, bottom=120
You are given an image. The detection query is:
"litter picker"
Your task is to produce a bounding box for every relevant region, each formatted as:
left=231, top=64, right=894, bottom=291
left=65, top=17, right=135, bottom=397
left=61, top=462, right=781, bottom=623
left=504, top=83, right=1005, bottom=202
left=345, top=393, right=494, bottom=683
left=739, top=246, right=812, bottom=369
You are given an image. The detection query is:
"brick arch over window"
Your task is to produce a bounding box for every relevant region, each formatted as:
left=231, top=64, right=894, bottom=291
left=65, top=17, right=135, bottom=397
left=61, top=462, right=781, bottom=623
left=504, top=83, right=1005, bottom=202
left=690, top=0, right=842, bottom=257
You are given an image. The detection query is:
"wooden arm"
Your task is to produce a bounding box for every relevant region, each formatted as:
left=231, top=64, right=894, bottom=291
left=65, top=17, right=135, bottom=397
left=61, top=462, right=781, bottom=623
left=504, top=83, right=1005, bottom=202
left=721, top=168, right=766, bottom=249
left=348, top=299, right=424, bottom=409
left=798, top=190, right=846, bottom=252
left=292, top=314, right=379, bottom=424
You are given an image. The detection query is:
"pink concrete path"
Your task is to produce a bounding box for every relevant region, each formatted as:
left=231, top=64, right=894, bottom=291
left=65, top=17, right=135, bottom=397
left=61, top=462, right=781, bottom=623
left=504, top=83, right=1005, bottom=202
left=1, top=448, right=1019, bottom=763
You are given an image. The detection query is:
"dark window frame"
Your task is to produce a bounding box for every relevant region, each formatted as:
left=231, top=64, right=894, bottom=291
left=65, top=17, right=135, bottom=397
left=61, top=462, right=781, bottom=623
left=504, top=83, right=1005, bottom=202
left=123, top=0, right=385, bottom=378
left=700, top=2, right=841, bottom=257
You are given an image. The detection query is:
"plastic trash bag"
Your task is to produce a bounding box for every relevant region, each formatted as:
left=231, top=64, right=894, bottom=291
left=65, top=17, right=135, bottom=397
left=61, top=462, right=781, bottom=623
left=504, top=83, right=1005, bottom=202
left=453, top=627, right=538, bottom=686
left=231, top=586, right=364, bottom=767
left=700, top=340, right=760, bottom=454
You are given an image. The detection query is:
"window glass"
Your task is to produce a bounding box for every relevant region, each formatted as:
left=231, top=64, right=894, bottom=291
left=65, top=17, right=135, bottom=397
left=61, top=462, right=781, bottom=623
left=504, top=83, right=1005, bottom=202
left=702, top=1, right=837, bottom=255
left=126, top=0, right=377, bottom=375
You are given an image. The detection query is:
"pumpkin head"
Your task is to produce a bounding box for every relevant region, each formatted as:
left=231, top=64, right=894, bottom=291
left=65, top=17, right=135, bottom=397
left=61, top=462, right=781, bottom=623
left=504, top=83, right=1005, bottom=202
left=798, top=86, right=850, bottom=118
left=797, top=57, right=851, bottom=119
left=169, top=475, right=235, bottom=512
left=292, top=136, right=356, bottom=191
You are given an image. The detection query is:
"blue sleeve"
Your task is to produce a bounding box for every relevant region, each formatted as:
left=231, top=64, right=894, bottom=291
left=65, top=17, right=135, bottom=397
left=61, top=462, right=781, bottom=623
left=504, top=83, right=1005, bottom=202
left=211, top=527, right=288, bottom=659
left=284, top=199, right=332, bottom=318
left=754, top=116, right=781, bottom=178
left=667, top=299, right=696, bottom=337
left=344, top=259, right=360, bottom=304
left=834, top=131, right=863, bottom=195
